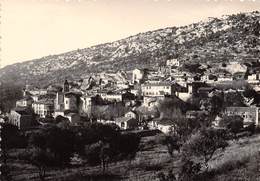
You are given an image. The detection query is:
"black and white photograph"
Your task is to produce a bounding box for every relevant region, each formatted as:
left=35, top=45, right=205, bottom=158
left=0, top=0, right=260, bottom=180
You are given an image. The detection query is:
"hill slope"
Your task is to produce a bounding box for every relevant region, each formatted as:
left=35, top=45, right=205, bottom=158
left=1, top=11, right=260, bottom=86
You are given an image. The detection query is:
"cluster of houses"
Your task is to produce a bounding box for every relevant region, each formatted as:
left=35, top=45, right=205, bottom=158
left=6, top=58, right=260, bottom=133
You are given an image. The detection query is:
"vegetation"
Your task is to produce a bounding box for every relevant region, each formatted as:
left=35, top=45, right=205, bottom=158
left=0, top=83, right=23, bottom=112
left=182, top=128, right=228, bottom=170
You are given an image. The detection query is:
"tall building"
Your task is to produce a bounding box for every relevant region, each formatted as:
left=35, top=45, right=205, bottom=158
left=63, top=80, right=70, bottom=93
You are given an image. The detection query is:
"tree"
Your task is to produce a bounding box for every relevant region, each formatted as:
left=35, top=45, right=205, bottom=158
left=157, top=97, right=187, bottom=118
left=158, top=169, right=177, bottom=181
left=0, top=83, right=23, bottom=113
left=30, top=148, right=52, bottom=181
left=179, top=159, right=201, bottom=181
left=171, top=117, right=200, bottom=143
left=156, top=134, right=181, bottom=157
left=0, top=123, right=27, bottom=180
left=182, top=128, right=228, bottom=170
left=77, top=124, right=140, bottom=173
left=29, top=125, right=75, bottom=166
left=111, top=133, right=141, bottom=161
left=1, top=123, right=27, bottom=149
left=219, top=115, right=243, bottom=139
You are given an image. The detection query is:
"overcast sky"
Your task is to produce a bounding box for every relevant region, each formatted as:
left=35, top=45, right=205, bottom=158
left=1, top=0, right=260, bottom=67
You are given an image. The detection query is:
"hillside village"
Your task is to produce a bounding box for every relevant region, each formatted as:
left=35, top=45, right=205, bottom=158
left=5, top=58, right=260, bottom=132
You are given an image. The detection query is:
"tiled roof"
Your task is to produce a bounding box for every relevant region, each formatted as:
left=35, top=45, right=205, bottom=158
left=226, top=107, right=258, bottom=113
left=115, top=117, right=135, bottom=123
left=142, top=82, right=174, bottom=87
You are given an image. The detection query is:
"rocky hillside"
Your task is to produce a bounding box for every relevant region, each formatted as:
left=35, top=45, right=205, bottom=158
left=1, top=11, right=260, bottom=86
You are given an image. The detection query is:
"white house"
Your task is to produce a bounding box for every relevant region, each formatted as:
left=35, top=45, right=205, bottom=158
left=115, top=117, right=138, bottom=130
left=16, top=96, right=33, bottom=108
left=100, top=93, right=122, bottom=102
left=29, top=89, right=48, bottom=96
left=132, top=68, right=146, bottom=84
left=166, top=59, right=180, bottom=67
left=124, top=111, right=137, bottom=119
left=32, top=100, right=54, bottom=118
left=80, top=96, right=94, bottom=115
left=9, top=108, right=35, bottom=129
left=141, top=82, right=174, bottom=97
left=148, top=119, right=174, bottom=134
left=247, top=73, right=260, bottom=84
left=217, top=74, right=233, bottom=82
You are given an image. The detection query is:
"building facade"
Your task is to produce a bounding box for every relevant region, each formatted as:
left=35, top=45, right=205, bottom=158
left=32, top=100, right=54, bottom=118
left=225, top=106, right=259, bottom=126
left=141, top=82, right=174, bottom=97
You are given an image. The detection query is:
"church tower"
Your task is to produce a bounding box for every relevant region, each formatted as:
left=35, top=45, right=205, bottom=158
left=63, top=79, right=69, bottom=93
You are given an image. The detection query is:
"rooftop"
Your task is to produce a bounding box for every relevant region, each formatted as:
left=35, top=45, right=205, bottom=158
left=142, top=82, right=174, bottom=87
left=226, top=106, right=258, bottom=113
left=115, top=117, right=135, bottom=123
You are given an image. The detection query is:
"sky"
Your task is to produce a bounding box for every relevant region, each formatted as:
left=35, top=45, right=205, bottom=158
left=1, top=0, right=260, bottom=67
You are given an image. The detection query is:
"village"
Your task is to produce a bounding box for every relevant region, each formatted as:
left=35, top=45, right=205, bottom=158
left=3, top=58, right=260, bottom=134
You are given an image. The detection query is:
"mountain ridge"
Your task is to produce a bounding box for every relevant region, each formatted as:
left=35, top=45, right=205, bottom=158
left=1, top=11, right=260, bottom=86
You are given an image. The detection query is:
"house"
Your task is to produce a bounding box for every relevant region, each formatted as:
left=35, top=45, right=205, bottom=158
left=0, top=117, right=4, bottom=123
left=157, top=121, right=174, bottom=134
left=116, top=82, right=129, bottom=89
left=53, top=110, right=65, bottom=118
left=217, top=73, right=233, bottom=82
left=201, top=74, right=217, bottom=83
left=130, top=89, right=141, bottom=96
left=141, top=82, right=174, bottom=97
left=54, top=81, right=81, bottom=117
left=16, top=96, right=33, bottom=108
left=31, top=94, right=41, bottom=102
left=247, top=73, right=260, bottom=84
left=97, top=119, right=116, bottom=125
left=80, top=95, right=95, bottom=115
left=99, top=92, right=122, bottom=102
left=64, top=92, right=79, bottom=111
left=55, top=91, right=65, bottom=111
left=8, top=108, right=36, bottom=129
left=225, top=106, right=259, bottom=126
left=143, top=96, right=160, bottom=107
left=32, top=100, right=54, bottom=118
left=29, top=88, right=48, bottom=96
left=124, top=111, right=137, bottom=119
left=175, top=84, right=193, bottom=102
left=172, top=73, right=187, bottom=83
left=149, top=118, right=174, bottom=134
left=166, top=59, right=180, bottom=67
left=115, top=117, right=138, bottom=130
left=132, top=68, right=147, bottom=84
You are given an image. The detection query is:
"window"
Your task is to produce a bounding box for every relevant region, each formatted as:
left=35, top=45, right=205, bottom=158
left=121, top=122, right=125, bottom=128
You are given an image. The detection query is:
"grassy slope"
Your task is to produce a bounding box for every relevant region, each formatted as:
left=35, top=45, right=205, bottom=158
left=7, top=133, right=260, bottom=181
